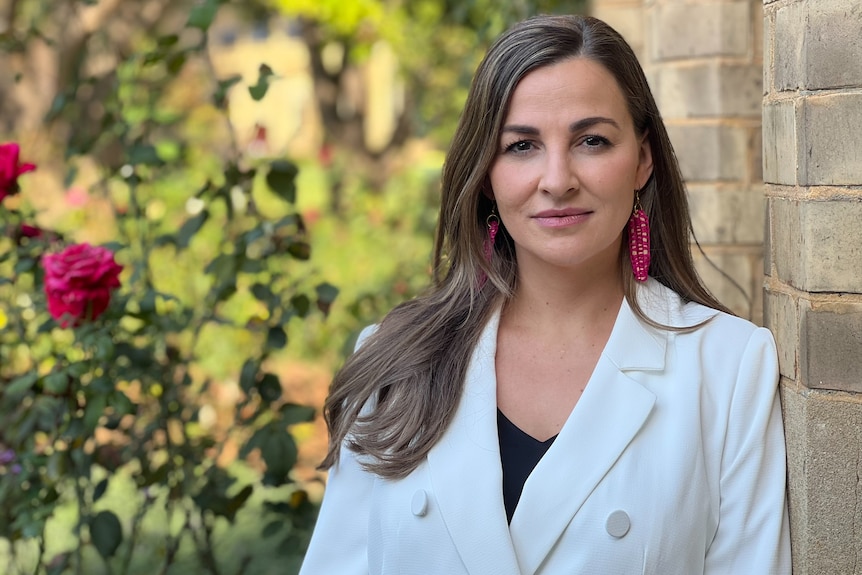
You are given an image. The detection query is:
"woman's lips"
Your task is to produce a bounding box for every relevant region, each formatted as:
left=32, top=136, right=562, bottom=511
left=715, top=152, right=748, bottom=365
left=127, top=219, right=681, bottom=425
left=532, top=209, right=592, bottom=228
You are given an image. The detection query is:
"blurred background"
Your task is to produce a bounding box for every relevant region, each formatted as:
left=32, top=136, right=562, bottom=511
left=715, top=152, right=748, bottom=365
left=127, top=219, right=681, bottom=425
left=0, top=0, right=586, bottom=573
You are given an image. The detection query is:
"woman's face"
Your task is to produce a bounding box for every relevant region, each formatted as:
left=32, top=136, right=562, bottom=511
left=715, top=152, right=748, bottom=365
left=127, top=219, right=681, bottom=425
left=488, top=57, right=653, bottom=279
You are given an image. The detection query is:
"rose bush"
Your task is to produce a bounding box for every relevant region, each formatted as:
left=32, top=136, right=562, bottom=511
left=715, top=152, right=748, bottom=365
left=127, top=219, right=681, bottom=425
left=0, top=2, right=332, bottom=571
left=42, top=244, right=123, bottom=327
left=0, top=142, right=36, bottom=202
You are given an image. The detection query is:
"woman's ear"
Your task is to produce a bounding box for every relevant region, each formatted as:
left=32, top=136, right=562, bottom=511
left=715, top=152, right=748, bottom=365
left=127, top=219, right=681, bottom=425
left=636, top=133, right=654, bottom=190
left=481, top=176, right=495, bottom=201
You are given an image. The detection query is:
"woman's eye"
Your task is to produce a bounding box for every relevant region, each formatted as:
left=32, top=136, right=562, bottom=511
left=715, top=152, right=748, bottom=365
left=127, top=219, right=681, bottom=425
left=504, top=140, right=533, bottom=154
left=583, top=136, right=610, bottom=148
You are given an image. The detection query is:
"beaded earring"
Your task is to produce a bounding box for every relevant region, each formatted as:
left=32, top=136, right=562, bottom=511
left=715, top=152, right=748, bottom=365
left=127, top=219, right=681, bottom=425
left=478, top=206, right=499, bottom=287
left=627, top=189, right=650, bottom=282
left=483, top=207, right=499, bottom=263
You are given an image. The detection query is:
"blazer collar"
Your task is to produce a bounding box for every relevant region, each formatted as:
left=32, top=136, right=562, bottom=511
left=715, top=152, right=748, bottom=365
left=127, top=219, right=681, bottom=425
left=426, top=279, right=690, bottom=575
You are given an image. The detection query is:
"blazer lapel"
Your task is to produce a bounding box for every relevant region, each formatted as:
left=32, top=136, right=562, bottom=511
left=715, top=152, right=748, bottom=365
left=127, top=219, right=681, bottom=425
left=426, top=311, right=523, bottom=575
left=509, top=285, right=669, bottom=575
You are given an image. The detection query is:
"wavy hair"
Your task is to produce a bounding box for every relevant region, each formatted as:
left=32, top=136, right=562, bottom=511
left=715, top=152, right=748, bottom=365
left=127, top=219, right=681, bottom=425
left=321, top=14, right=730, bottom=479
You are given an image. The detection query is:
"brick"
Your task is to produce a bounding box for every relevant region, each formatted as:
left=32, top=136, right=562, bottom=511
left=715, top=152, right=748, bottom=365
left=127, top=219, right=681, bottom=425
left=592, top=3, right=645, bottom=57
left=666, top=124, right=748, bottom=181
left=691, top=247, right=762, bottom=321
left=763, top=7, right=773, bottom=94
left=801, top=300, right=862, bottom=392
left=764, top=287, right=798, bottom=380
left=799, top=93, right=862, bottom=185
left=770, top=198, right=862, bottom=292
left=768, top=198, right=803, bottom=288
left=762, top=100, right=797, bottom=185
left=750, top=127, right=763, bottom=183
left=753, top=2, right=763, bottom=63
left=654, top=63, right=762, bottom=118
left=774, top=1, right=805, bottom=91
left=650, top=2, right=750, bottom=60
left=805, top=0, right=862, bottom=90
left=763, top=201, right=771, bottom=274
left=688, top=185, right=766, bottom=244
left=781, top=385, right=862, bottom=575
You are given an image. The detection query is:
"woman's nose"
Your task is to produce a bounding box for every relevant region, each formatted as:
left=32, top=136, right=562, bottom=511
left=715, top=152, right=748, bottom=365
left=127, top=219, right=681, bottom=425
left=538, top=149, right=578, bottom=196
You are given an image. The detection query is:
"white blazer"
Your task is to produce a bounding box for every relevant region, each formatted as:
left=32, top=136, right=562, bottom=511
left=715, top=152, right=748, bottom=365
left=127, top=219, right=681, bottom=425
left=300, top=279, right=791, bottom=575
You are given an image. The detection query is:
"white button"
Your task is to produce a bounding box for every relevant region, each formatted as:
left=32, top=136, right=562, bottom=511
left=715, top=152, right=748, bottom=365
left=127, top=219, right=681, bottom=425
left=411, top=490, right=429, bottom=517
left=606, top=510, right=631, bottom=538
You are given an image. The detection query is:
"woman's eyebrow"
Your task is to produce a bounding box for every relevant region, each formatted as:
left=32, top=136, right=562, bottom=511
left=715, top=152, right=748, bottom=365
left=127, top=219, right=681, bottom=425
left=500, top=116, right=621, bottom=136
left=569, top=116, right=620, bottom=132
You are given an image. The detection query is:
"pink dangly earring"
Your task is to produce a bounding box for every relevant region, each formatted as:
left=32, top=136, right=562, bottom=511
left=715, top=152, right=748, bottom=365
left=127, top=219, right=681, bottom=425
left=483, top=207, right=500, bottom=263
left=478, top=206, right=499, bottom=287
left=627, top=189, right=650, bottom=282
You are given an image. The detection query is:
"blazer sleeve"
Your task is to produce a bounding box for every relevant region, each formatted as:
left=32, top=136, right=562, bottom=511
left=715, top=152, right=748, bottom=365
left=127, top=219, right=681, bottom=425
left=704, top=327, right=791, bottom=574
left=299, top=442, right=374, bottom=575
left=299, top=325, right=378, bottom=575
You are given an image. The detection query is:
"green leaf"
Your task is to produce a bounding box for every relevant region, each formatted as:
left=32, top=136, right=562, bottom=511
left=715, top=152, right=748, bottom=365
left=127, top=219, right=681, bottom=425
left=265, top=160, right=298, bottom=203
left=214, top=75, right=242, bottom=108
left=287, top=240, right=311, bottom=260
left=93, top=478, right=109, bottom=503
left=167, top=52, right=187, bottom=75
left=239, top=359, right=258, bottom=394
left=290, top=294, right=310, bottom=318
left=127, top=143, right=162, bottom=166
left=315, top=282, right=339, bottom=315
left=139, top=290, right=157, bottom=315
left=14, top=256, right=36, bottom=274
left=109, top=391, right=136, bottom=417
left=248, top=64, right=274, bottom=101
left=89, top=510, right=123, bottom=558
left=261, top=430, right=297, bottom=484
left=187, top=0, right=219, bottom=30
left=315, top=282, right=339, bottom=304
left=225, top=484, right=253, bottom=523
left=266, top=326, right=288, bottom=351
left=177, top=210, right=209, bottom=249
left=43, top=371, right=69, bottom=394
left=280, top=403, right=315, bottom=425
left=257, top=373, right=282, bottom=404
left=83, top=395, right=108, bottom=433
left=157, top=35, right=180, bottom=47
left=250, top=283, right=274, bottom=305
left=262, top=520, right=282, bottom=538
left=6, top=371, right=39, bottom=397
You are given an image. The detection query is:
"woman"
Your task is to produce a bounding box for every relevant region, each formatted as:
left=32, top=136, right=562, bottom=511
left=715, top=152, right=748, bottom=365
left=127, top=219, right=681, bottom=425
left=300, top=14, right=790, bottom=575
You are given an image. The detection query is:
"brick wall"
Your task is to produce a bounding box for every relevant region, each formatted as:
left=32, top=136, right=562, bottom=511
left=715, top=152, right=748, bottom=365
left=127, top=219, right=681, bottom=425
left=763, top=0, right=862, bottom=572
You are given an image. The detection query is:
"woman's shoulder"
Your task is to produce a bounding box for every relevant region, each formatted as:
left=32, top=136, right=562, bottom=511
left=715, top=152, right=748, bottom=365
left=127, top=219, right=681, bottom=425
left=644, top=279, right=773, bottom=345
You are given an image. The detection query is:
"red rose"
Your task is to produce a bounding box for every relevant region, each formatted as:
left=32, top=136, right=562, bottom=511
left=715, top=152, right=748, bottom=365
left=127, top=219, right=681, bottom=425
left=42, top=243, right=123, bottom=327
left=20, top=224, right=43, bottom=238
left=0, top=143, right=36, bottom=202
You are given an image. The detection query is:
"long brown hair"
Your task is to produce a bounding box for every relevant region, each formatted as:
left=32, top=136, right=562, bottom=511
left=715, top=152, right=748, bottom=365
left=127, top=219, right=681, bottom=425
left=321, top=14, right=730, bottom=479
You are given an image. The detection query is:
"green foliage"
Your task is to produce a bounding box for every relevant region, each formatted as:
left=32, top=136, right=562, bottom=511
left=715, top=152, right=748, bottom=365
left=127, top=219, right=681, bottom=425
left=0, top=2, right=329, bottom=574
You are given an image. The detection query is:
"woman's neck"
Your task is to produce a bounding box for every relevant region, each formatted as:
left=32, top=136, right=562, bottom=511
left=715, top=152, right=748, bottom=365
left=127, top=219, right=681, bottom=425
left=503, top=258, right=625, bottom=334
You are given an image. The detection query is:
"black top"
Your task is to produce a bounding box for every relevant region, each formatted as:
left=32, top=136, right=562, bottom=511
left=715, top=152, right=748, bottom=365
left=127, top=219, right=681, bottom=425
left=497, top=409, right=558, bottom=523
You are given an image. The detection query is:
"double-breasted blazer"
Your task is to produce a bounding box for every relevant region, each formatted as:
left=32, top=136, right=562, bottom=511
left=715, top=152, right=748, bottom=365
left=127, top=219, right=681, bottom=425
left=300, top=279, right=791, bottom=574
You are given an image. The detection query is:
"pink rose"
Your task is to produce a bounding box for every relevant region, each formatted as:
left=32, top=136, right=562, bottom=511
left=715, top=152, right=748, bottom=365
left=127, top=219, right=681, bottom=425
left=0, top=143, right=36, bottom=202
left=42, top=243, right=123, bottom=327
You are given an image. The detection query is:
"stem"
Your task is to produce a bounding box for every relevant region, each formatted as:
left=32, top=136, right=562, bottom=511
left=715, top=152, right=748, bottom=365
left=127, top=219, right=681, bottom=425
left=31, top=530, right=46, bottom=575
left=158, top=503, right=190, bottom=575
left=118, top=491, right=153, bottom=575
left=73, top=475, right=86, bottom=575
left=199, top=512, right=222, bottom=575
